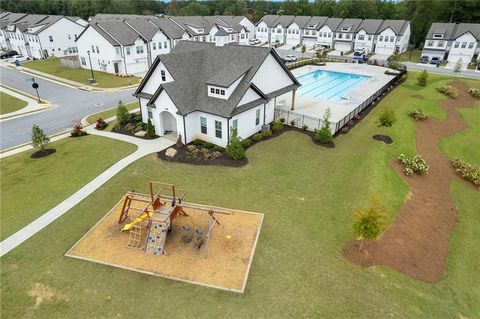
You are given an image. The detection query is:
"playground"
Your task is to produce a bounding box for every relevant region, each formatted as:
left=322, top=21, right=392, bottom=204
left=66, top=182, right=263, bottom=293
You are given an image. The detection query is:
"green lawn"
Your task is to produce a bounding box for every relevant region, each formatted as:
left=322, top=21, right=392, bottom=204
left=0, top=135, right=137, bottom=240
left=393, top=49, right=422, bottom=63
left=1, top=72, right=479, bottom=318
left=85, top=101, right=139, bottom=125
left=22, top=58, right=140, bottom=88
left=0, top=91, right=28, bottom=115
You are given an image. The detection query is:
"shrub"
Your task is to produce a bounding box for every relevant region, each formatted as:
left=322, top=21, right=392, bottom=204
left=146, top=118, right=155, bottom=138
left=437, top=84, right=458, bottom=98
left=203, top=142, right=215, bottom=149
left=71, top=123, right=87, bottom=137
left=315, top=107, right=333, bottom=144
left=31, top=124, right=50, bottom=151
left=397, top=153, right=429, bottom=175
left=279, top=118, right=285, bottom=123
left=417, top=69, right=428, bottom=87
left=468, top=88, right=480, bottom=98
left=241, top=138, right=251, bottom=149
left=192, top=139, right=205, bottom=146
left=95, top=117, right=108, bottom=130
left=376, top=107, right=397, bottom=128
left=212, top=145, right=225, bottom=153
left=225, top=130, right=245, bottom=160
left=262, top=130, right=272, bottom=138
left=451, top=158, right=480, bottom=187
left=302, top=124, right=308, bottom=131
left=408, top=107, right=429, bottom=120
left=116, top=100, right=130, bottom=124
left=271, top=120, right=283, bottom=132
left=352, top=195, right=388, bottom=251
left=253, top=133, right=262, bottom=141
left=290, top=119, right=296, bottom=126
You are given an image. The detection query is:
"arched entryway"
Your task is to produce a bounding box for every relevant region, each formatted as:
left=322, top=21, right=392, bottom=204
left=159, top=111, right=177, bottom=140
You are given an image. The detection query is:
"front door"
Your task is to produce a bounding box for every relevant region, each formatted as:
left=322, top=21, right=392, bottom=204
left=114, top=62, right=119, bottom=73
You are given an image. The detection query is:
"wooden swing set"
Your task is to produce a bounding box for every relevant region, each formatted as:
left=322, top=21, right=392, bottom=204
left=117, top=181, right=230, bottom=258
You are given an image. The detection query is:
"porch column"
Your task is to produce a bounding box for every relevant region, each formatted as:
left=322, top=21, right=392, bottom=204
left=291, top=88, right=296, bottom=111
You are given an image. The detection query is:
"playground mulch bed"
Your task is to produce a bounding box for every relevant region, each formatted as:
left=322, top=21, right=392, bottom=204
left=30, top=148, right=56, bottom=158
left=344, top=81, right=478, bottom=283
left=372, top=134, right=393, bottom=144
left=66, top=195, right=263, bottom=293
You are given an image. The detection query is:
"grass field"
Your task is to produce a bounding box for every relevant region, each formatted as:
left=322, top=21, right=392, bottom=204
left=22, top=58, right=140, bottom=88
left=0, top=91, right=28, bottom=115
left=1, top=72, right=479, bottom=318
left=85, top=101, right=139, bottom=125
left=393, top=49, right=422, bottom=63
left=0, top=135, right=137, bottom=240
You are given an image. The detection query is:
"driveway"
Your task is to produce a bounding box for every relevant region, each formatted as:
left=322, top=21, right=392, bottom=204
left=0, top=66, right=136, bottom=149
left=274, top=47, right=317, bottom=60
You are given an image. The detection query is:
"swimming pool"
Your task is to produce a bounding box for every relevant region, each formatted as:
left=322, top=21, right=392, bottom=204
left=296, top=70, right=370, bottom=101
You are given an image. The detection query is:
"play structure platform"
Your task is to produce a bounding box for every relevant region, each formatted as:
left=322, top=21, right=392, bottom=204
left=65, top=182, right=264, bottom=293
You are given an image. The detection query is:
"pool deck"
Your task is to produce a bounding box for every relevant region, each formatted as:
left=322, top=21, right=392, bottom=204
left=276, top=63, right=399, bottom=127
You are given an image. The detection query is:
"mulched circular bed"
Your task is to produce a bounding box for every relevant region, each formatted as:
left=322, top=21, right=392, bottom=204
left=30, top=148, right=56, bottom=158
left=111, top=128, right=158, bottom=140
left=373, top=134, right=393, bottom=144
left=158, top=146, right=248, bottom=167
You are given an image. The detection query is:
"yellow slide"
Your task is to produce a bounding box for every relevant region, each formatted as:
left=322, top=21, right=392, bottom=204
left=121, top=211, right=151, bottom=232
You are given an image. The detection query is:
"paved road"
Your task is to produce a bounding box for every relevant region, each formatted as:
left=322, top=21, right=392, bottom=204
left=0, top=66, right=136, bottom=149
left=403, top=62, right=480, bottom=78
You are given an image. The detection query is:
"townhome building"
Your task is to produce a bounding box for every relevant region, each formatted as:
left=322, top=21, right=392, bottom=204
left=285, top=15, right=311, bottom=47
left=333, top=18, right=362, bottom=52
left=314, top=17, right=342, bottom=49
left=300, top=16, right=329, bottom=48
left=373, top=19, right=410, bottom=55
left=0, top=12, right=87, bottom=58
left=422, top=22, right=480, bottom=68
left=353, top=19, right=383, bottom=54
left=0, top=12, right=27, bottom=49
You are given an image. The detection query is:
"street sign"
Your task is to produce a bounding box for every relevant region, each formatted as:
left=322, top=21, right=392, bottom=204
left=32, top=83, right=39, bottom=89
left=25, top=77, right=34, bottom=83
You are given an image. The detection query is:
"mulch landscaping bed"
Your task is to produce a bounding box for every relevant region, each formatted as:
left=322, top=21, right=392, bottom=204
left=30, top=148, right=56, bottom=158
left=111, top=127, right=158, bottom=140
left=344, top=81, right=478, bottom=283
left=158, top=125, right=335, bottom=167
left=372, top=134, right=393, bottom=144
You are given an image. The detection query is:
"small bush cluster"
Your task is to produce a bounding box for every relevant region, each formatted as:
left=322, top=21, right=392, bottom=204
left=437, top=84, right=458, bottom=98
left=116, top=100, right=130, bottom=124
left=417, top=70, right=428, bottom=87
left=226, top=130, right=245, bottom=160
left=271, top=120, right=283, bottom=132
left=95, top=117, right=108, bottom=130
left=468, top=88, right=480, bottom=98
left=397, top=153, right=429, bottom=175
left=146, top=118, right=155, bottom=138
left=352, top=195, right=388, bottom=251
left=71, top=123, right=87, bottom=137
left=408, top=107, right=429, bottom=120
left=451, top=158, right=480, bottom=187
left=376, top=107, right=397, bottom=128
left=315, top=108, right=333, bottom=144
left=186, top=144, right=223, bottom=161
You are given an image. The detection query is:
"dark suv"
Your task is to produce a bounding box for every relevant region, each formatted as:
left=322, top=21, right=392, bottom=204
left=0, top=50, right=18, bottom=59
left=419, top=56, right=429, bottom=64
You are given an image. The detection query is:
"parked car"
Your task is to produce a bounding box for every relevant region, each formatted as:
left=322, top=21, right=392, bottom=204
left=0, top=50, right=18, bottom=59
left=419, top=56, right=430, bottom=64
left=353, top=48, right=365, bottom=56
left=249, top=39, right=261, bottom=45
left=430, top=57, right=440, bottom=65
left=11, top=55, right=31, bottom=62
left=284, top=55, right=297, bottom=62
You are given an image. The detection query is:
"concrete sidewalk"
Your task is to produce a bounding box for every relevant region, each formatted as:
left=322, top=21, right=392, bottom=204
left=0, top=128, right=174, bottom=257
left=0, top=85, right=51, bottom=120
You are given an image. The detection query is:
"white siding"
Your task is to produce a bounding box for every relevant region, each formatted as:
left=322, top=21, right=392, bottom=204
left=237, top=87, right=262, bottom=106
left=375, top=27, right=396, bottom=55
left=36, top=17, right=85, bottom=58
left=252, top=53, right=293, bottom=94
left=185, top=111, right=228, bottom=147
left=231, top=101, right=274, bottom=140
left=142, top=61, right=173, bottom=94
left=448, top=32, right=477, bottom=63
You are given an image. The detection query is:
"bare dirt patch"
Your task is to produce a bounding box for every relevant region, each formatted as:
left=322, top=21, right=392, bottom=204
left=66, top=197, right=263, bottom=292
left=28, top=283, right=69, bottom=308
left=344, top=81, right=478, bottom=283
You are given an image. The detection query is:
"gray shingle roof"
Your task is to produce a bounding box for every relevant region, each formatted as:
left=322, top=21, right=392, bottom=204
left=91, top=20, right=141, bottom=46
left=25, top=15, right=63, bottom=35
left=323, top=17, right=343, bottom=31
left=356, top=19, right=383, bottom=34
left=336, top=18, right=362, bottom=32
left=453, top=23, right=480, bottom=40
left=135, top=41, right=299, bottom=118
left=378, top=20, right=409, bottom=35
left=123, top=17, right=159, bottom=40
left=304, top=16, right=328, bottom=30
left=256, top=15, right=280, bottom=27
left=149, top=17, right=186, bottom=39
left=290, top=16, right=312, bottom=29
left=215, top=28, right=228, bottom=37
left=169, top=16, right=214, bottom=35
left=272, top=15, right=295, bottom=28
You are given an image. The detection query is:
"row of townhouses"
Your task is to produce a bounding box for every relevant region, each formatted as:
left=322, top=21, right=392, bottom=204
left=75, top=14, right=255, bottom=75
left=422, top=22, right=480, bottom=67
left=256, top=15, right=411, bottom=56
left=0, top=11, right=88, bottom=59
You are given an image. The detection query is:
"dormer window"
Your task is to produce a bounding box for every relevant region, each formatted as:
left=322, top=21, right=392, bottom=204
left=307, top=24, right=317, bottom=29
left=341, top=27, right=351, bottom=32
left=433, top=33, right=443, bottom=39
left=208, top=86, right=226, bottom=99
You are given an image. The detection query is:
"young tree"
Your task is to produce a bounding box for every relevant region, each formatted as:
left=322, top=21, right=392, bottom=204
left=376, top=107, right=397, bottom=128
left=226, top=129, right=245, bottom=160
left=116, top=100, right=130, bottom=124
left=352, top=196, right=388, bottom=251
left=31, top=124, right=50, bottom=152
left=417, top=69, right=428, bottom=87
left=146, top=118, right=155, bottom=138
left=315, top=107, right=333, bottom=144
left=454, top=58, right=463, bottom=73
left=301, top=44, right=306, bottom=54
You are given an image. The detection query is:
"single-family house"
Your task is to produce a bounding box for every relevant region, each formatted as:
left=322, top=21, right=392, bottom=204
left=354, top=19, right=383, bottom=54
left=374, top=19, right=410, bottom=55
left=334, top=18, right=362, bottom=53
left=133, top=41, right=300, bottom=147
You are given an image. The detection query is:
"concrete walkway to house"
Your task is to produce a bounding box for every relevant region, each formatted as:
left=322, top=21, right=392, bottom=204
left=0, top=85, right=51, bottom=120
left=0, top=128, right=174, bottom=257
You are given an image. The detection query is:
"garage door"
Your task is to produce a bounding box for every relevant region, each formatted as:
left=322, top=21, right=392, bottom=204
left=286, top=37, right=299, bottom=47
left=302, top=37, right=317, bottom=48
left=334, top=41, right=352, bottom=53
left=375, top=45, right=394, bottom=55
left=127, top=60, right=148, bottom=75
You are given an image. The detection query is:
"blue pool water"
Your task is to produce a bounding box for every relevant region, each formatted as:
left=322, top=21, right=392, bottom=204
left=296, top=70, right=370, bottom=101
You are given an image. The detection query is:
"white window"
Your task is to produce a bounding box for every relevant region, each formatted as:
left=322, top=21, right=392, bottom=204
left=80, top=57, right=86, bottom=66
left=200, top=117, right=207, bottom=134
left=220, top=89, right=225, bottom=96
left=210, top=88, right=214, bottom=94
left=126, top=47, right=131, bottom=55
left=379, top=36, right=383, bottom=41
left=427, top=40, right=434, bottom=47
left=164, top=41, right=167, bottom=48
left=231, top=119, right=238, bottom=133
left=115, top=47, right=120, bottom=55
left=49, top=35, right=53, bottom=42
left=346, top=34, right=351, bottom=39
left=68, top=34, right=71, bottom=40
left=158, top=42, right=162, bottom=49
left=328, top=32, right=331, bottom=37
left=454, top=42, right=459, bottom=48
left=461, top=42, right=467, bottom=49
left=255, top=109, right=260, bottom=126
left=91, top=45, right=94, bottom=52
left=215, top=88, right=220, bottom=94
left=136, top=45, right=144, bottom=54
left=384, top=36, right=389, bottom=42
left=147, top=107, right=153, bottom=119
left=437, top=41, right=444, bottom=47
left=338, top=33, right=343, bottom=39
left=153, top=42, right=156, bottom=50
left=468, top=42, right=474, bottom=49
left=215, top=121, right=222, bottom=139
left=96, top=46, right=99, bottom=53
left=390, top=36, right=394, bottom=42
left=161, top=70, right=166, bottom=81
left=358, top=35, right=364, bottom=41
left=433, top=33, right=443, bottom=39
left=368, top=35, right=372, bottom=41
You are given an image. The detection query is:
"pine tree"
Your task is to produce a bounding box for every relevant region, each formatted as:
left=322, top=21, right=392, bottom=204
left=315, top=107, right=333, bottom=144
left=146, top=118, right=155, bottom=138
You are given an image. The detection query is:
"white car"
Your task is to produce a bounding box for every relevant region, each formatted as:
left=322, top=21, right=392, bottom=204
left=11, top=55, right=31, bottom=62
left=284, top=55, right=297, bottom=62
left=249, top=39, right=261, bottom=45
